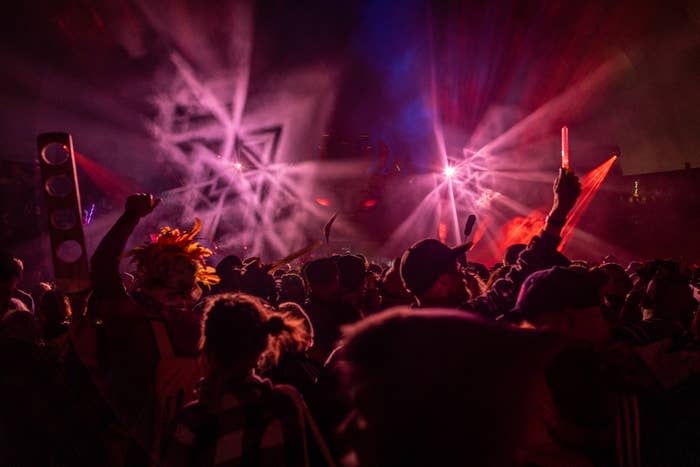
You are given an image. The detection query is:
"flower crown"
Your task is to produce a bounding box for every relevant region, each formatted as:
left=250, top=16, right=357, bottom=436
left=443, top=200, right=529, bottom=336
left=128, top=218, right=220, bottom=287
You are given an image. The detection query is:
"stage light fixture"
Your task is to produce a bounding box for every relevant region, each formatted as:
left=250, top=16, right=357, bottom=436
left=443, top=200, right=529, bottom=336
left=37, top=132, right=90, bottom=292
left=443, top=165, right=456, bottom=178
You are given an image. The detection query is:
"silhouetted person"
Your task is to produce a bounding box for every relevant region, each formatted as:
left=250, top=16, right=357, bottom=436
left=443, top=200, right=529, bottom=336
left=339, top=307, right=554, bottom=466
left=400, top=169, right=580, bottom=315
left=379, top=257, right=412, bottom=309
left=505, top=266, right=642, bottom=466
left=504, top=243, right=527, bottom=266
left=277, top=273, right=307, bottom=306
left=210, top=254, right=242, bottom=294
left=303, top=258, right=360, bottom=363
left=594, top=262, right=633, bottom=324
left=163, top=293, right=310, bottom=467
left=262, top=301, right=321, bottom=402
left=0, top=251, right=39, bottom=343
left=36, top=282, right=71, bottom=356
left=615, top=260, right=695, bottom=345
left=90, top=193, right=219, bottom=466
left=239, top=258, right=276, bottom=303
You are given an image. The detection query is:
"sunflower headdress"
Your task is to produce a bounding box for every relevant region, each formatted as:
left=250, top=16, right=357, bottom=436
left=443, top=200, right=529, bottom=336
left=128, top=218, right=220, bottom=289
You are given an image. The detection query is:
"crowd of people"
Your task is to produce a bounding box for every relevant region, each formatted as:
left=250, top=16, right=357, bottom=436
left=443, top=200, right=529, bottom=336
left=1, top=168, right=700, bottom=467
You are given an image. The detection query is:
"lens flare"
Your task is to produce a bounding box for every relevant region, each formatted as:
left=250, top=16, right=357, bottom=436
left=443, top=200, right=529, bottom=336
left=443, top=165, right=456, bottom=178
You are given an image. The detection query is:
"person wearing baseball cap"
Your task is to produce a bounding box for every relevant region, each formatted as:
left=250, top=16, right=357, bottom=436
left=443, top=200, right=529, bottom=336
left=399, top=168, right=581, bottom=314
left=400, top=239, right=472, bottom=308
left=506, top=266, right=610, bottom=344
left=505, top=267, right=647, bottom=467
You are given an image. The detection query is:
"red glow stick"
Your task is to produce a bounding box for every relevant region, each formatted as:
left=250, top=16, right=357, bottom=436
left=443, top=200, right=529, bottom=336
left=561, top=126, right=570, bottom=170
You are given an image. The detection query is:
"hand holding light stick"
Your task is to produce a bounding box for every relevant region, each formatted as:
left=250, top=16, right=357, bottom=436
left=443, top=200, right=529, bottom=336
left=561, top=126, right=570, bottom=171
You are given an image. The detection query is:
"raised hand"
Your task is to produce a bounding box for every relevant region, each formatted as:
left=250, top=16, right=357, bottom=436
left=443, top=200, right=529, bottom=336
left=549, top=168, right=581, bottom=219
left=125, top=193, right=160, bottom=218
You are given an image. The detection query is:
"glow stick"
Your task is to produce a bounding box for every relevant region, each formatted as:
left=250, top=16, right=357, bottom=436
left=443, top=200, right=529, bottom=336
left=561, top=126, right=570, bottom=170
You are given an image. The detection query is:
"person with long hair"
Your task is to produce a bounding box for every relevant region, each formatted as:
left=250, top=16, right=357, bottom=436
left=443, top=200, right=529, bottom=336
left=262, top=302, right=321, bottom=401
left=164, top=293, right=330, bottom=467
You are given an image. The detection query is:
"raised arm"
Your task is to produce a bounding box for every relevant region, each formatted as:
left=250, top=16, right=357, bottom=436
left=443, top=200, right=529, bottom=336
left=90, top=194, right=160, bottom=293
left=542, top=168, right=581, bottom=239
left=465, top=169, right=581, bottom=316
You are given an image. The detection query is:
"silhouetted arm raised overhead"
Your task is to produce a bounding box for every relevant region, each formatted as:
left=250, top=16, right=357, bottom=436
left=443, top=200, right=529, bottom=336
left=90, top=193, right=160, bottom=294
left=463, top=169, right=581, bottom=316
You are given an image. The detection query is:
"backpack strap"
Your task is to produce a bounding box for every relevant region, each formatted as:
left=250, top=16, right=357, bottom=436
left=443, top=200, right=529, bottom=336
left=150, top=320, right=175, bottom=359
left=275, top=384, right=337, bottom=467
left=149, top=319, right=195, bottom=465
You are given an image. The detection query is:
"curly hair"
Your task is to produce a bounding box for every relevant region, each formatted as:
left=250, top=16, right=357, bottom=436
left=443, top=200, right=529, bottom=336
left=128, top=218, right=219, bottom=289
left=201, top=293, right=310, bottom=372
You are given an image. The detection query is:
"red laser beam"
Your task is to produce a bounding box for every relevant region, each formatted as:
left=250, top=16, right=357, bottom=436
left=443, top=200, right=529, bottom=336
left=469, top=217, right=490, bottom=249
left=500, top=210, right=547, bottom=251
left=559, top=156, right=617, bottom=250
left=74, top=151, right=143, bottom=202
left=496, top=156, right=616, bottom=259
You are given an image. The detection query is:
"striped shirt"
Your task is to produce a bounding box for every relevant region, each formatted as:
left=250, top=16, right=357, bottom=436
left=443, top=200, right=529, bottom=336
left=163, top=374, right=306, bottom=467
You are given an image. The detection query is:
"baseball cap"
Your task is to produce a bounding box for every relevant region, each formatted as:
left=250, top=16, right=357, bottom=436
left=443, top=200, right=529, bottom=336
left=508, top=266, right=607, bottom=320
left=400, top=239, right=471, bottom=296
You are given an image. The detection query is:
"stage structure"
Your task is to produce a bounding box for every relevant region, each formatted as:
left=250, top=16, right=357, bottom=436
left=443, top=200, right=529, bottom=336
left=37, top=132, right=90, bottom=292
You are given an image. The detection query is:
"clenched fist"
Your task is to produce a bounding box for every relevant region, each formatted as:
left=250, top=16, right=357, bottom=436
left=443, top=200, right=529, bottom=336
left=125, top=193, right=160, bottom=218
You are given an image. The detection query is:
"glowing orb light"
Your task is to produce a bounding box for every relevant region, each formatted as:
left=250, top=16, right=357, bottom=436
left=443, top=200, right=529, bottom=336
left=443, top=165, right=456, bottom=178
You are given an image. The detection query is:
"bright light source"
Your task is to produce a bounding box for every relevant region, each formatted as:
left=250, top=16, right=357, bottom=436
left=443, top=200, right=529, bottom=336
left=438, top=222, right=448, bottom=243
left=315, top=197, right=331, bottom=207
left=443, top=166, right=456, bottom=178
left=363, top=199, right=377, bottom=208
left=234, top=162, right=243, bottom=171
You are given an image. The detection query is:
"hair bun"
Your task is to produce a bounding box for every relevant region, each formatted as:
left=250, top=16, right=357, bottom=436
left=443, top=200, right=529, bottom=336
left=264, top=316, right=287, bottom=336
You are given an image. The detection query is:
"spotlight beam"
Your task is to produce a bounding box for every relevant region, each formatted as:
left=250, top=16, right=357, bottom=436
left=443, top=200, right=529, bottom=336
left=444, top=178, right=461, bottom=245
left=465, top=53, right=631, bottom=163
